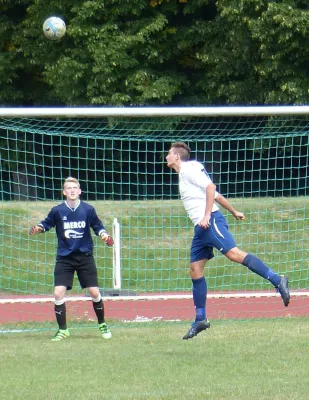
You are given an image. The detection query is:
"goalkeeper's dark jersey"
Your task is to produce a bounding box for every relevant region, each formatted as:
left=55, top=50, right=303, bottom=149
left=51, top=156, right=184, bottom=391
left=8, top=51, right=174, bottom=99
left=38, top=200, right=107, bottom=256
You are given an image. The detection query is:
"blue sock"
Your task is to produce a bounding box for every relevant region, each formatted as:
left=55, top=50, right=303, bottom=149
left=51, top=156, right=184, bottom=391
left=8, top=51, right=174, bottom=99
left=242, top=254, right=281, bottom=287
left=192, top=277, right=207, bottom=322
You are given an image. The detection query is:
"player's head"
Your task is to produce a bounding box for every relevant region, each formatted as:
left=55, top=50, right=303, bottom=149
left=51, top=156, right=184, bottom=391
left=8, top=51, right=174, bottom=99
left=170, top=142, right=191, bottom=160
left=166, top=142, right=191, bottom=170
left=63, top=177, right=81, bottom=200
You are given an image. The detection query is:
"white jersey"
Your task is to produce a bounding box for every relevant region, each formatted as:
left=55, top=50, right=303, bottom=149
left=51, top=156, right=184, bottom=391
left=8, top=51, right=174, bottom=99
left=179, top=160, right=219, bottom=226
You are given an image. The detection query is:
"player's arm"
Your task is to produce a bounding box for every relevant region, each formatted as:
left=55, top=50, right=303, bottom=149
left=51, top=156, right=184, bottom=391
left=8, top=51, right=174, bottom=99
left=190, top=163, right=216, bottom=229
left=199, top=182, right=216, bottom=229
left=29, top=209, right=56, bottom=235
left=215, top=193, right=245, bottom=220
left=90, top=207, right=114, bottom=246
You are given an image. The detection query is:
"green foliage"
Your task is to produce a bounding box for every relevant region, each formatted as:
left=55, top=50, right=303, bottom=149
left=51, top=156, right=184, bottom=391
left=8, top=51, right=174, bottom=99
left=249, top=2, right=309, bottom=103
left=2, top=0, right=309, bottom=105
left=0, top=0, right=28, bottom=103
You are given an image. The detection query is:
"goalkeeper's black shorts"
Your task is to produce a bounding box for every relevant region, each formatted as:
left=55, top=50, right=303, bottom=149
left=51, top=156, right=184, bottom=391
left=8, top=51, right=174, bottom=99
left=54, top=252, right=99, bottom=290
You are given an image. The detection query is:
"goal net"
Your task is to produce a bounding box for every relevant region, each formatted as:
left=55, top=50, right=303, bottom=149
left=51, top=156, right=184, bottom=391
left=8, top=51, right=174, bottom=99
left=0, top=106, right=308, bottom=332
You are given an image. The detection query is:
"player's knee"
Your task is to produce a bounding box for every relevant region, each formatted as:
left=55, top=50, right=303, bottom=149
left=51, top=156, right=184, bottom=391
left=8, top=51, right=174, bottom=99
left=225, top=248, right=247, bottom=263
left=189, top=261, right=205, bottom=279
left=88, top=287, right=100, bottom=299
left=54, top=286, right=66, bottom=301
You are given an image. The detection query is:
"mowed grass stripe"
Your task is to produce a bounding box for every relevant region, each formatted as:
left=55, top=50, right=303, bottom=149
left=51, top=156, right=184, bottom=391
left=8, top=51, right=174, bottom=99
left=0, top=318, right=308, bottom=400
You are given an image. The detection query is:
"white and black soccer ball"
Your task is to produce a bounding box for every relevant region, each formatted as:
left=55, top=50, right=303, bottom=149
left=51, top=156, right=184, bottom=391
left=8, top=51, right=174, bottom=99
left=43, top=17, right=66, bottom=40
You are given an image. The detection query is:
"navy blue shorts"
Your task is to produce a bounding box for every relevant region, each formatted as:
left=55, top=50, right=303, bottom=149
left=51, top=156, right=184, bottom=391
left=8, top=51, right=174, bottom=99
left=54, top=252, right=99, bottom=290
left=190, top=211, right=237, bottom=263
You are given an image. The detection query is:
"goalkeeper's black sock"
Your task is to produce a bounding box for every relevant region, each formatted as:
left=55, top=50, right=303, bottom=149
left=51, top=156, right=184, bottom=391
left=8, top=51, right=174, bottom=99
left=92, top=299, right=104, bottom=324
left=54, top=303, right=67, bottom=330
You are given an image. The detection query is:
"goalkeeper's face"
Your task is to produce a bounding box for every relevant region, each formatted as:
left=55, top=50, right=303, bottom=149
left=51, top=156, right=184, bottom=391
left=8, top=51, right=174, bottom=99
left=63, top=182, right=81, bottom=200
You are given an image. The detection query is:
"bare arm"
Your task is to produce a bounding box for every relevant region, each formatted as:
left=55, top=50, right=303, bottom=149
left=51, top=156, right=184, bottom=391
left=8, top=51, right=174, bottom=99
left=215, top=193, right=245, bottom=220
left=198, top=182, right=217, bottom=228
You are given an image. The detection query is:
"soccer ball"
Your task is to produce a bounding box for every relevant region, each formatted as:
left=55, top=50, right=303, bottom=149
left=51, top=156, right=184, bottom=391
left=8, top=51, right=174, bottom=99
left=43, top=17, right=66, bottom=40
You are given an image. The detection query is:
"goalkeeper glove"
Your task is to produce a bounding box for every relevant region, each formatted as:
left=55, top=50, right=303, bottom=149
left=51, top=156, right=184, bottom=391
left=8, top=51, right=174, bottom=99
left=100, top=232, right=114, bottom=246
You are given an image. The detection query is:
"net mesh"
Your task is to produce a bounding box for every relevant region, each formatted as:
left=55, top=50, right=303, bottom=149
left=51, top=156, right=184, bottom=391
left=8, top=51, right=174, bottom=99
left=0, top=113, right=308, bottom=331
left=1, top=115, right=309, bottom=140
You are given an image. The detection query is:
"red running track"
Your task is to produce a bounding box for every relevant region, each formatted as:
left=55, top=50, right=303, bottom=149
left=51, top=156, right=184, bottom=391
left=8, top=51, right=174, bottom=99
left=0, top=292, right=308, bottom=324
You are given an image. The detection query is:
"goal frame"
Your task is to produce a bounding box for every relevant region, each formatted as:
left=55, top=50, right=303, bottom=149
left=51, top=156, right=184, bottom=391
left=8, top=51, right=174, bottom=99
left=1, top=105, right=309, bottom=330
left=2, top=105, right=309, bottom=118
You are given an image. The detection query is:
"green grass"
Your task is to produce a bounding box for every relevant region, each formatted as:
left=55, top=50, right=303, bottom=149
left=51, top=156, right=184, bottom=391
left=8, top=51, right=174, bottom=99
left=0, top=318, right=308, bottom=400
left=1, top=197, right=309, bottom=295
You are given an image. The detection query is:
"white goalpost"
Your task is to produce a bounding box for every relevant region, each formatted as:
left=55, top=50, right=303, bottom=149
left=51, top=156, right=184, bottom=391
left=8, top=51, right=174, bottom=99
left=2, top=105, right=309, bottom=117
left=112, top=217, right=121, bottom=291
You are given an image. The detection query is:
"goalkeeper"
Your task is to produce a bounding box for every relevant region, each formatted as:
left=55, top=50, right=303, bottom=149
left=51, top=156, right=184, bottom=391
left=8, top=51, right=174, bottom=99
left=29, top=177, right=114, bottom=341
left=166, top=142, right=290, bottom=340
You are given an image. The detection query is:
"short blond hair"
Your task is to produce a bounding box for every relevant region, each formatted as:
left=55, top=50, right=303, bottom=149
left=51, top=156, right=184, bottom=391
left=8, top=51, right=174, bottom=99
left=63, top=177, right=80, bottom=188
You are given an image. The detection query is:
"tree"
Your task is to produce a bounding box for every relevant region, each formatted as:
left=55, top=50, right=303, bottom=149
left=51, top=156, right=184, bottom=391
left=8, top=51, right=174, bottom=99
left=2, top=0, right=309, bottom=106
left=248, top=1, right=309, bottom=104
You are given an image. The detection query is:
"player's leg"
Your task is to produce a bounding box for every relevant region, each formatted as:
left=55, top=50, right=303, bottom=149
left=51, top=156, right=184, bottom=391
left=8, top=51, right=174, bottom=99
left=52, top=256, right=74, bottom=340
left=77, top=253, right=112, bottom=339
left=190, top=259, right=207, bottom=323
left=209, top=212, right=290, bottom=306
left=53, top=285, right=70, bottom=340
left=182, top=231, right=213, bottom=340
left=225, top=247, right=280, bottom=284
left=87, top=286, right=112, bottom=339
left=183, top=258, right=211, bottom=340
left=225, top=248, right=290, bottom=306
left=88, top=287, right=104, bottom=324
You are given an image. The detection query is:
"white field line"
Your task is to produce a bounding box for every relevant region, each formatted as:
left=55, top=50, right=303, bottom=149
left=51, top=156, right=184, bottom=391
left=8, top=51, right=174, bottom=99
left=0, top=291, right=308, bottom=304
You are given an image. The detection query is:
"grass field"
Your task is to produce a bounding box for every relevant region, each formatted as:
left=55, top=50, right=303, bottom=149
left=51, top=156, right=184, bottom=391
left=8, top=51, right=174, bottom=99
left=1, top=198, right=309, bottom=399
left=1, top=318, right=308, bottom=400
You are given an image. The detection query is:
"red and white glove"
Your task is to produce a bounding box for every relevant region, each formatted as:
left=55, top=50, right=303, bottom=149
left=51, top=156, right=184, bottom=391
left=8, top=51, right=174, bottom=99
left=100, top=232, right=114, bottom=247
left=29, top=225, right=43, bottom=235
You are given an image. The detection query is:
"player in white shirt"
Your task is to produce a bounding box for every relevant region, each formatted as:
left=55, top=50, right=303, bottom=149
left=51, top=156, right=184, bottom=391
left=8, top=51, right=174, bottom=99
left=179, top=159, right=219, bottom=224
left=166, top=142, right=290, bottom=340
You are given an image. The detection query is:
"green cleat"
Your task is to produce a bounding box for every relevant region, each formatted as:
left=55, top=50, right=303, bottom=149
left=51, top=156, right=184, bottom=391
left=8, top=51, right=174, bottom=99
left=99, top=322, right=112, bottom=339
left=51, top=329, right=70, bottom=341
